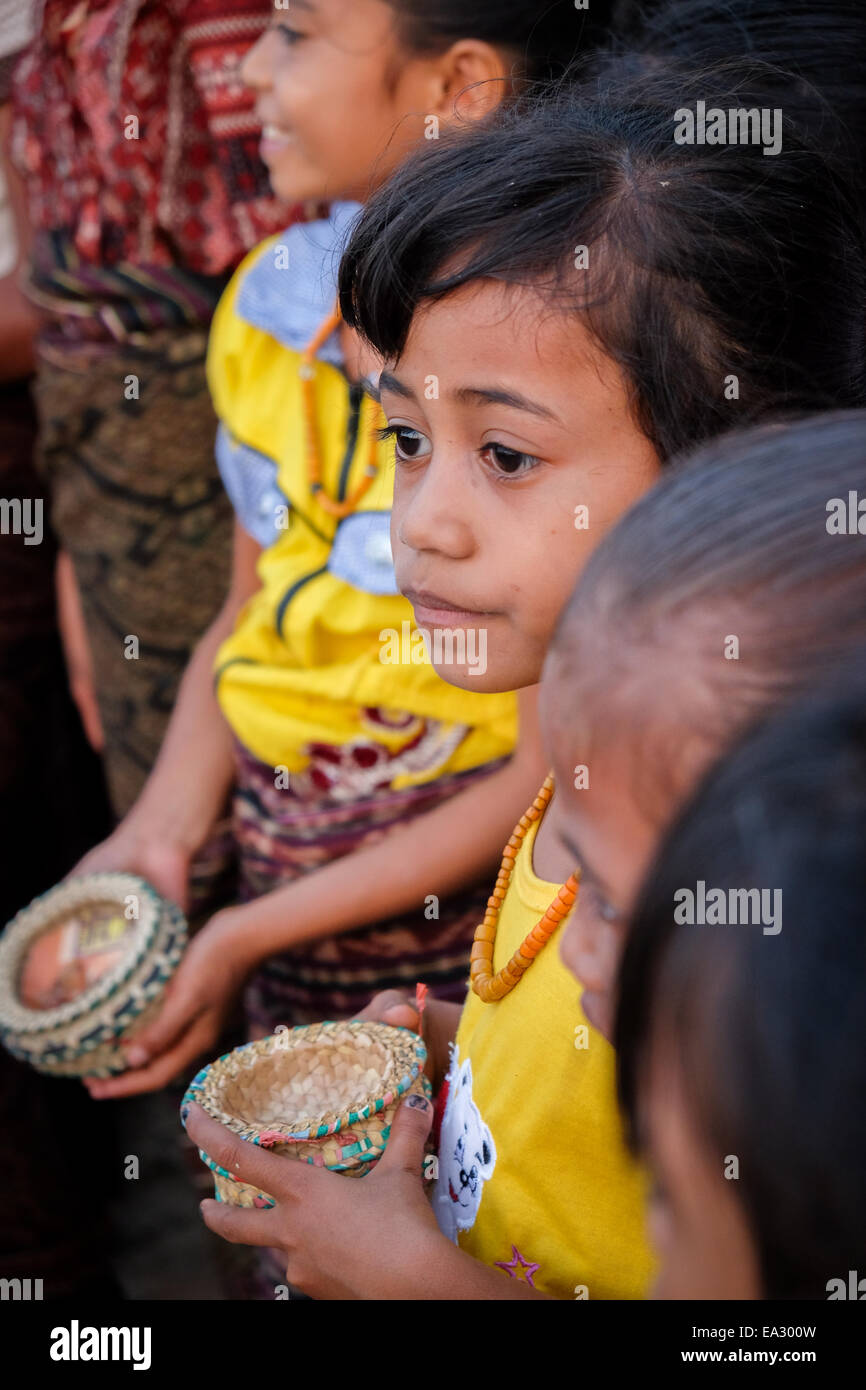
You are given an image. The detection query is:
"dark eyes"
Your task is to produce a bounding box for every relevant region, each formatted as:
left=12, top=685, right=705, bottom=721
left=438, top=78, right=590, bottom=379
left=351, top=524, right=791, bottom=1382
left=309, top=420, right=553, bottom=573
left=481, top=443, right=537, bottom=476
left=276, top=24, right=303, bottom=45
left=583, top=882, right=622, bottom=925
left=377, top=425, right=430, bottom=461
left=378, top=426, right=539, bottom=478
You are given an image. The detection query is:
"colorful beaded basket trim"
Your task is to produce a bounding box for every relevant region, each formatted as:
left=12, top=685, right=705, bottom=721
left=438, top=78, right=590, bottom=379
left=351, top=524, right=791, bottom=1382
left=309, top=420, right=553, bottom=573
left=182, top=1021, right=430, bottom=1207
left=0, top=874, right=187, bottom=1078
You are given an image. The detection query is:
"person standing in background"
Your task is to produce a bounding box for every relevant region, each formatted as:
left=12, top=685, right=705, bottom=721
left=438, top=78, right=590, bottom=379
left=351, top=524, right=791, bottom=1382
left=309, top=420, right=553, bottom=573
left=10, top=0, right=293, bottom=836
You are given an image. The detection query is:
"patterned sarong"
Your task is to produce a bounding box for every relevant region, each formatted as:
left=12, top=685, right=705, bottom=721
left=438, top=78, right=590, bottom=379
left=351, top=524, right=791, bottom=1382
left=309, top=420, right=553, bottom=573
left=234, top=741, right=500, bottom=1029
left=32, top=328, right=234, bottom=817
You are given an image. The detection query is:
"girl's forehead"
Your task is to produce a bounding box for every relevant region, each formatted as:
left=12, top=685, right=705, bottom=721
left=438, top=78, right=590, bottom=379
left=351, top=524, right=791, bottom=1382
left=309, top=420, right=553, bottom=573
left=397, top=281, right=612, bottom=382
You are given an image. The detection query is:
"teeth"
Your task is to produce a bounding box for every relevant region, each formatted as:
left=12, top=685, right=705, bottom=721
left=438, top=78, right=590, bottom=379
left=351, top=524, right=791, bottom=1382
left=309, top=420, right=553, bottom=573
left=263, top=124, right=290, bottom=141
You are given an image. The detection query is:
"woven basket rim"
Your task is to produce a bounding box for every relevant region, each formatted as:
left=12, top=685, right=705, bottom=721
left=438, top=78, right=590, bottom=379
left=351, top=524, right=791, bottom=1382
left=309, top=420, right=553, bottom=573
left=0, top=874, right=177, bottom=1035
left=183, top=1021, right=428, bottom=1142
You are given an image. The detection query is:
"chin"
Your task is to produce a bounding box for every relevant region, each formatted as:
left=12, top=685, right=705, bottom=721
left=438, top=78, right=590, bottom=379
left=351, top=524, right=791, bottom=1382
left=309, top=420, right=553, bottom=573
left=431, top=663, right=504, bottom=694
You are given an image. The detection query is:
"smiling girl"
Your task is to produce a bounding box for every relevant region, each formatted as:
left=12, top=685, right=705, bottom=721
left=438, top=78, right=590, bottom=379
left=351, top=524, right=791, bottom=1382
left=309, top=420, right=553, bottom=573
left=77, top=2, right=618, bottom=1095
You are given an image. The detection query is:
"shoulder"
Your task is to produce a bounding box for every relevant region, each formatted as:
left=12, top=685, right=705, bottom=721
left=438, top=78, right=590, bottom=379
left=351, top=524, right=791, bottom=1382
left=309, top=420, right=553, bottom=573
left=232, top=201, right=362, bottom=360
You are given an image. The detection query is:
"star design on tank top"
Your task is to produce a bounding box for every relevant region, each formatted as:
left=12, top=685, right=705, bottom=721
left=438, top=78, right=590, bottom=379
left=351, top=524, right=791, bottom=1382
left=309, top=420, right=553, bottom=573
left=494, top=1245, right=540, bottom=1288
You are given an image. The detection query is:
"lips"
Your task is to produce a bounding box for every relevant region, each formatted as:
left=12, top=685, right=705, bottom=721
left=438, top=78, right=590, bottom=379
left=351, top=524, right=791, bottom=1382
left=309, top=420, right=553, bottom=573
left=403, top=587, right=492, bottom=627
left=259, top=123, right=295, bottom=157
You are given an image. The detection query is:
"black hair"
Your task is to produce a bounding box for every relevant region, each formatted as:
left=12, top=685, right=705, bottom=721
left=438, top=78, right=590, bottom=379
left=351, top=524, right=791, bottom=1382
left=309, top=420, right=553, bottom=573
left=615, top=651, right=866, bottom=1299
left=550, top=412, right=866, bottom=815
left=384, top=2, right=620, bottom=81
left=339, top=63, right=866, bottom=461
left=609, top=0, right=866, bottom=221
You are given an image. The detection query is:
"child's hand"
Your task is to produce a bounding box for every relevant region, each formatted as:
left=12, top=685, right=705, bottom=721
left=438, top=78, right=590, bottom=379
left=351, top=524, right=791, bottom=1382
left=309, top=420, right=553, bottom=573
left=186, top=1096, right=446, bottom=1300
left=83, top=909, right=249, bottom=1099
left=72, top=823, right=193, bottom=913
left=355, top=990, right=461, bottom=1093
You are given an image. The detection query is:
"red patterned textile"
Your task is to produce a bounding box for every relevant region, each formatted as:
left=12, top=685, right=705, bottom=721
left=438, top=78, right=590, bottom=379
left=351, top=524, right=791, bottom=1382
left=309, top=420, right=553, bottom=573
left=11, top=0, right=288, bottom=274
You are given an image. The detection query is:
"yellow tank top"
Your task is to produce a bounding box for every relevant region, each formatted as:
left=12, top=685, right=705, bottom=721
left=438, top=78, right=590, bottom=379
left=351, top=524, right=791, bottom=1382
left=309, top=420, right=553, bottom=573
left=432, top=812, right=656, bottom=1299
left=207, top=232, right=516, bottom=784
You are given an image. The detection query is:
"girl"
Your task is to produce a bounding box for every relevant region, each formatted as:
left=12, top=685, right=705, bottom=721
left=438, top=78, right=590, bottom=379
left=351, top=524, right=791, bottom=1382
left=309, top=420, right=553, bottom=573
left=550, top=412, right=866, bottom=1047
left=80, top=3, right=616, bottom=1092
left=617, top=658, right=866, bottom=1299
left=184, top=75, right=866, bottom=1299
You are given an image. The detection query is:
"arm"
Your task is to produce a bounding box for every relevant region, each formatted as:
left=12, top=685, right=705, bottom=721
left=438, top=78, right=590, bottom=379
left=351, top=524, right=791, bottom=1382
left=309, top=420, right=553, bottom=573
left=186, top=1099, right=552, bottom=1301
left=74, top=521, right=262, bottom=907
left=86, top=686, right=544, bottom=1096
left=225, top=683, right=544, bottom=961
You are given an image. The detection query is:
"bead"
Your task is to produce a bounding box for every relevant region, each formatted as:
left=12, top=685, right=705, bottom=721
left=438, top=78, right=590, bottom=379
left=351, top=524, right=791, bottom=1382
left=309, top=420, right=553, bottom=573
left=470, top=774, right=577, bottom=1003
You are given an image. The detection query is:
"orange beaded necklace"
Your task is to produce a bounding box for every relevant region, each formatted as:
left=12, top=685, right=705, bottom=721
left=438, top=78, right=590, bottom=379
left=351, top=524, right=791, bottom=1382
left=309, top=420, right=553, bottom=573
left=470, top=774, right=580, bottom=1002
left=300, top=299, right=380, bottom=519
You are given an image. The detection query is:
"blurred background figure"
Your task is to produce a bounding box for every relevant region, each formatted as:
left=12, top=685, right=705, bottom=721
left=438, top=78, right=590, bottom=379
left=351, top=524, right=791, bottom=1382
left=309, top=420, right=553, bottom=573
left=10, top=0, right=293, bottom=833
left=0, top=0, right=291, bottom=1299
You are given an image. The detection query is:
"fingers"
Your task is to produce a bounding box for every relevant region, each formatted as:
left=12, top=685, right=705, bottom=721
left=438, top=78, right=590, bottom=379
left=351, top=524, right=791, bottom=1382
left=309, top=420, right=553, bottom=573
left=122, top=976, right=204, bottom=1066
left=375, top=1094, right=434, bottom=1177
left=354, top=988, right=420, bottom=1032
left=83, top=1012, right=216, bottom=1098
left=184, top=1103, right=309, bottom=1201
left=198, top=1199, right=276, bottom=1248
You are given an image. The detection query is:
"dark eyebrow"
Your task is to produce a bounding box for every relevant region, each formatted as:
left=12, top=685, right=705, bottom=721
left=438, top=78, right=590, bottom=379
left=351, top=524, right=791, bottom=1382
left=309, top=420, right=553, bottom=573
left=359, top=374, right=382, bottom=405
left=378, top=372, right=562, bottom=423
left=377, top=369, right=416, bottom=402
left=456, top=386, right=562, bottom=423
left=557, top=828, right=612, bottom=901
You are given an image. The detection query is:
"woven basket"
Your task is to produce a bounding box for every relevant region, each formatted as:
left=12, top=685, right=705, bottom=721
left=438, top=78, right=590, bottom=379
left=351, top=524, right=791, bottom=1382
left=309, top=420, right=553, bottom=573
left=183, top=1021, right=430, bottom=1207
left=0, top=873, right=187, bottom=1077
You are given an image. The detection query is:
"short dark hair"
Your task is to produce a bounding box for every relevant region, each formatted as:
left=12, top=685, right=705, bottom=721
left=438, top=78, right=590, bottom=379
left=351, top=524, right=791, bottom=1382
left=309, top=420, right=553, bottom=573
left=615, top=654, right=866, bottom=1299
left=384, top=1, right=620, bottom=80
left=339, top=62, right=866, bottom=461
left=609, top=0, right=866, bottom=223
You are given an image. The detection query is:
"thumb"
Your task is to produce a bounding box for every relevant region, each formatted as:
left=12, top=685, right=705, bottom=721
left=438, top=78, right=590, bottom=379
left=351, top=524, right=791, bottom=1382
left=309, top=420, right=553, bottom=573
left=377, top=1093, right=434, bottom=1177
left=123, top=974, right=202, bottom=1066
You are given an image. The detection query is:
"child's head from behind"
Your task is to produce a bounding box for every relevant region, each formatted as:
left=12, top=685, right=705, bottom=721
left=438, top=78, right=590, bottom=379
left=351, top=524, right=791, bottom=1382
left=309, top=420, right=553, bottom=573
left=615, top=660, right=866, bottom=1299
left=339, top=65, right=865, bottom=692
left=242, top=0, right=612, bottom=202
left=546, top=411, right=866, bottom=1038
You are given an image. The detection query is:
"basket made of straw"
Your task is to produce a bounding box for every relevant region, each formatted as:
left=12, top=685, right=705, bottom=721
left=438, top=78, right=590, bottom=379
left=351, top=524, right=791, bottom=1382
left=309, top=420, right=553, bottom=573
left=0, top=873, right=186, bottom=1078
left=182, top=1021, right=430, bottom=1207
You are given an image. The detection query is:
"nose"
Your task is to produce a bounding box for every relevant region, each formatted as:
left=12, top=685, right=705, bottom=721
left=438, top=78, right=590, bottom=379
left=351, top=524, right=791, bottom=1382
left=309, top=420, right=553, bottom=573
left=241, top=28, right=275, bottom=92
left=393, top=451, right=475, bottom=561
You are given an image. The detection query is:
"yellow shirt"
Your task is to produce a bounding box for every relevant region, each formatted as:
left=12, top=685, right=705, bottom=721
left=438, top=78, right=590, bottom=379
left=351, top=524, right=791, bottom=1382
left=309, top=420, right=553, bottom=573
left=432, top=813, right=656, bottom=1299
left=207, top=226, right=516, bottom=783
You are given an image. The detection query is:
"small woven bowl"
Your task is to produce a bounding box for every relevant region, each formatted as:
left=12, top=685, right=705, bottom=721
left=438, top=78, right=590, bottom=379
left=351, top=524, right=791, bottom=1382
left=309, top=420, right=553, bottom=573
left=182, top=1021, right=430, bottom=1207
left=0, top=873, right=187, bottom=1078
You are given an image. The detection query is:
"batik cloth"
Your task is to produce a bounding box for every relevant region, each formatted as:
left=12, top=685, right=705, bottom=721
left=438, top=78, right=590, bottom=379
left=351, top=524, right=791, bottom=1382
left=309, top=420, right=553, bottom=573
left=234, top=740, right=504, bottom=1030
left=11, top=0, right=288, bottom=287
left=31, top=327, right=234, bottom=817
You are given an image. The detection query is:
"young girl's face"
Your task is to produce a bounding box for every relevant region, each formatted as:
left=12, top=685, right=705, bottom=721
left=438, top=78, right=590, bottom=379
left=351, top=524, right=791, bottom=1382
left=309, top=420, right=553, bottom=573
left=242, top=1, right=509, bottom=204
left=543, top=645, right=714, bottom=1040
left=379, top=281, right=661, bottom=693
left=642, top=1042, right=762, bottom=1300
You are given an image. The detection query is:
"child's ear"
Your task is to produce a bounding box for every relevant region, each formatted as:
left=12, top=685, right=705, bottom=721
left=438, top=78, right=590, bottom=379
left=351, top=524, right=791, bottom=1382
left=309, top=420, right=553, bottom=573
left=431, top=40, right=516, bottom=124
